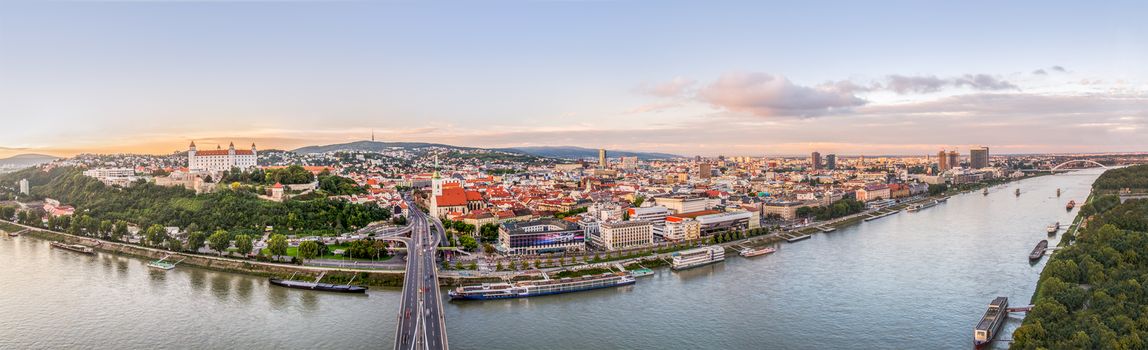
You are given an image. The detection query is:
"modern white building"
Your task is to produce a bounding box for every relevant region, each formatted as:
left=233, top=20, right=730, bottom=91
left=654, top=195, right=707, bottom=214
left=187, top=141, right=258, bottom=173
left=662, top=216, right=700, bottom=241
left=596, top=220, right=653, bottom=251
left=18, top=178, right=29, bottom=195
left=628, top=205, right=669, bottom=237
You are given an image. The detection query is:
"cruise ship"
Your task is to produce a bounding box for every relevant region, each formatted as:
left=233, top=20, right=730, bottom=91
left=671, top=246, right=725, bottom=270
left=973, top=297, right=1008, bottom=348
left=448, top=272, right=635, bottom=300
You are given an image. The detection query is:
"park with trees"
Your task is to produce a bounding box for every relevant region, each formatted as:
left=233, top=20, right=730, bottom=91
left=1011, top=165, right=1148, bottom=349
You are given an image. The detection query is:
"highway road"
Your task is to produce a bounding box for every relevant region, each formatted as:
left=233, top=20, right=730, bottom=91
left=394, top=195, right=449, bottom=350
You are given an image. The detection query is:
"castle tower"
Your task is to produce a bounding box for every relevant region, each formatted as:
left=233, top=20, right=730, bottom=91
left=188, top=141, right=197, bottom=170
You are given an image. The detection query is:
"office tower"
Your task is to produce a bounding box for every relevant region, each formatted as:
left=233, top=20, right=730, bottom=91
left=826, top=154, right=837, bottom=170
left=970, top=147, right=989, bottom=169
left=811, top=151, right=822, bottom=170
left=598, top=149, right=607, bottom=168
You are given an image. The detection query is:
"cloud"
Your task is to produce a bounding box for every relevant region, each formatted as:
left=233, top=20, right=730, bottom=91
left=623, top=102, right=682, bottom=114
left=638, top=77, right=696, bottom=97
left=882, top=74, right=1017, bottom=94
left=1051, top=65, right=1067, bottom=73
left=695, top=72, right=867, bottom=118
left=1032, top=69, right=1047, bottom=75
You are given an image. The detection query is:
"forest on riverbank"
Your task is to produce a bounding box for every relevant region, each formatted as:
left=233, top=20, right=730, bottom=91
left=1012, top=165, right=1148, bottom=349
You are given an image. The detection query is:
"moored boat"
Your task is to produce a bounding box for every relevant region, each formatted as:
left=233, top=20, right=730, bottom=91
left=1015, top=188, right=1021, bottom=196
left=973, top=297, right=1008, bottom=348
left=269, top=278, right=368, bottom=293
left=671, top=246, right=725, bottom=270
left=983, top=188, right=989, bottom=196
left=740, top=246, right=776, bottom=257
left=268, top=271, right=367, bottom=293
left=1066, top=200, right=1076, bottom=211
left=49, top=241, right=94, bottom=254
left=1046, top=222, right=1060, bottom=234
left=449, top=272, right=635, bottom=300
left=1029, top=240, right=1049, bottom=261
left=629, top=268, right=654, bottom=277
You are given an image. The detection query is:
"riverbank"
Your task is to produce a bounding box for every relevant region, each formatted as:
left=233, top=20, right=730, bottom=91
left=4, top=220, right=410, bottom=287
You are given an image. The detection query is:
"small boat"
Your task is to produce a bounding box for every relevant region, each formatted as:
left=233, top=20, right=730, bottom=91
left=6, top=231, right=19, bottom=237
left=1066, top=200, right=1076, bottom=211
left=1046, top=222, right=1060, bottom=234
left=269, top=272, right=368, bottom=294
left=740, top=246, right=777, bottom=257
left=1015, top=188, right=1021, bottom=197
left=936, top=196, right=949, bottom=203
left=982, top=188, right=989, bottom=196
left=1056, top=188, right=1061, bottom=197
left=1029, top=240, right=1049, bottom=261
left=629, top=268, right=654, bottom=277
left=147, top=256, right=185, bottom=270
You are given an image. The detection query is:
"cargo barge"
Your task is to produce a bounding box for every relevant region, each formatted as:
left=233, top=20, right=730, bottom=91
left=49, top=241, right=94, bottom=254
left=1029, top=240, right=1049, bottom=261
left=671, top=246, right=726, bottom=270
left=269, top=278, right=368, bottom=293
left=448, top=272, right=635, bottom=300
left=973, top=297, right=1008, bottom=348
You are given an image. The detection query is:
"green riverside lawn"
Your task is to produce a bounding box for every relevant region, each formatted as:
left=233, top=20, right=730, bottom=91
left=1011, top=165, right=1148, bottom=349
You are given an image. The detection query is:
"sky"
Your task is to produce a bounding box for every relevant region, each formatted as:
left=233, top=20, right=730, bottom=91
left=1, top=0, right=1146, bottom=158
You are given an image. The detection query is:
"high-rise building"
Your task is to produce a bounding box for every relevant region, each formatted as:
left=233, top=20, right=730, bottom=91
left=970, top=147, right=990, bottom=169
left=811, top=151, right=822, bottom=170
left=598, top=149, right=608, bottom=168
left=697, top=163, right=712, bottom=179
left=947, top=151, right=959, bottom=169
left=937, top=150, right=949, bottom=171
left=18, top=178, right=29, bottom=195
left=825, top=154, right=837, bottom=170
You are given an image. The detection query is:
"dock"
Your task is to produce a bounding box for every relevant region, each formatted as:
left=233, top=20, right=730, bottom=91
left=816, top=226, right=836, bottom=233
left=784, top=234, right=811, bottom=243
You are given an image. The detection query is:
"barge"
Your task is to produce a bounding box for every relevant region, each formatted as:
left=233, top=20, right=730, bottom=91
left=49, top=241, right=94, bottom=254
left=448, top=272, right=635, bottom=300
left=269, top=272, right=367, bottom=294
left=1046, top=222, right=1060, bottom=234
left=1029, top=240, right=1049, bottom=261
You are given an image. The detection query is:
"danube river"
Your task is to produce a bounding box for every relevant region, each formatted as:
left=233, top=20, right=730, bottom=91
left=0, top=169, right=1101, bottom=349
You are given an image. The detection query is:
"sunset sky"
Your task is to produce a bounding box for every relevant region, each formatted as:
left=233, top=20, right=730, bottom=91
left=1, top=0, right=1146, bottom=158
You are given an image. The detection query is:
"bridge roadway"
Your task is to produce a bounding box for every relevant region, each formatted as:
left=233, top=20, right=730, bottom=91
left=394, top=196, right=449, bottom=350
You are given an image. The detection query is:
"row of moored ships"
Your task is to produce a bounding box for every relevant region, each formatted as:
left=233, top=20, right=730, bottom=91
left=449, top=246, right=727, bottom=300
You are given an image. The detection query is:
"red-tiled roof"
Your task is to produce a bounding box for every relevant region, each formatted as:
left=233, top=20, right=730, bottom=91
left=436, top=187, right=467, bottom=207
left=465, top=191, right=483, bottom=201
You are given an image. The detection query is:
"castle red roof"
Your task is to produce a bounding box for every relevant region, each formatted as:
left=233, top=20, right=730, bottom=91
left=194, top=149, right=254, bottom=156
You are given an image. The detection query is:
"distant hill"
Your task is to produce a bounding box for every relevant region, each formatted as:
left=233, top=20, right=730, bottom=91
left=291, top=141, right=478, bottom=154
left=497, top=146, right=680, bottom=160
left=0, top=154, right=59, bottom=170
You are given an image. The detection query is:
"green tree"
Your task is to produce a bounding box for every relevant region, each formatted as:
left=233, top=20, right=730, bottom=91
left=207, top=229, right=231, bottom=256
left=165, top=238, right=183, bottom=252
left=298, top=241, right=320, bottom=261
left=268, top=234, right=289, bottom=259
left=186, top=231, right=206, bottom=252
left=234, top=234, right=254, bottom=256
left=144, top=224, right=168, bottom=247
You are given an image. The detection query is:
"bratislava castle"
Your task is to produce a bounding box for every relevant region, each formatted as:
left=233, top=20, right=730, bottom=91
left=188, top=141, right=258, bottom=172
